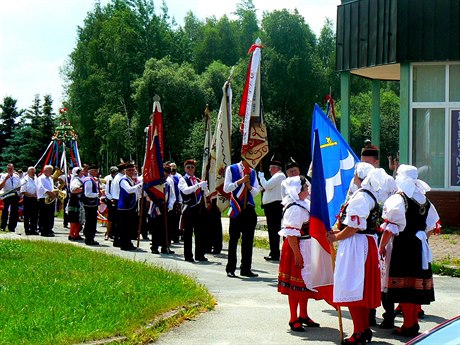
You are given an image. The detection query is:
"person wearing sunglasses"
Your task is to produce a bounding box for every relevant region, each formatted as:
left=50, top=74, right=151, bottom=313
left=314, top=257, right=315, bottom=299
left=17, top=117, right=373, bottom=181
left=178, top=159, right=209, bottom=262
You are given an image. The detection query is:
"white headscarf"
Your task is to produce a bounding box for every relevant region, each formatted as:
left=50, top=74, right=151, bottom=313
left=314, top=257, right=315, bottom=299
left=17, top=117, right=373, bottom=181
left=71, top=167, right=82, bottom=176
left=281, top=176, right=310, bottom=206
left=355, top=162, right=375, bottom=179
left=361, top=168, right=397, bottom=203
left=395, top=164, right=431, bottom=198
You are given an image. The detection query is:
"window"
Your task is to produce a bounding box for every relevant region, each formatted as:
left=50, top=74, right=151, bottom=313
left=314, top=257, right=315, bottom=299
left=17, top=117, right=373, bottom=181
left=411, top=63, right=460, bottom=189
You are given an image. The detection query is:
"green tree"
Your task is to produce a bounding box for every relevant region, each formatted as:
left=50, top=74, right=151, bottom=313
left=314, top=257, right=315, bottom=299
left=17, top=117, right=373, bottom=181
left=0, top=96, right=23, bottom=153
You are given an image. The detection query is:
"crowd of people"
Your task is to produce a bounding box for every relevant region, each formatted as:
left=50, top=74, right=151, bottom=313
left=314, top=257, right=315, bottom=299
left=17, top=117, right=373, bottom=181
left=0, top=141, right=441, bottom=344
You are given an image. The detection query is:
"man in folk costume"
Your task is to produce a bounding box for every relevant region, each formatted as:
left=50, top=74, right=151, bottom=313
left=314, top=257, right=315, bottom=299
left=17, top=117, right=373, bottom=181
left=0, top=163, right=22, bottom=233
left=178, top=159, right=208, bottom=262
left=103, top=166, right=118, bottom=240
left=378, top=165, right=440, bottom=338
left=258, top=157, right=286, bottom=261
left=150, top=163, right=176, bottom=255
left=169, top=162, right=182, bottom=243
left=20, top=167, right=40, bottom=235
left=118, top=163, right=142, bottom=251
left=81, top=165, right=101, bottom=246
left=327, top=163, right=395, bottom=344
left=223, top=158, right=260, bottom=278
left=111, top=162, right=126, bottom=247
left=37, top=165, right=56, bottom=237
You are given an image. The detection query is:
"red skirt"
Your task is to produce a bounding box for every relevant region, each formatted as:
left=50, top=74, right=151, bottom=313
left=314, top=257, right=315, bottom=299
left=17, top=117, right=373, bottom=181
left=336, top=235, right=381, bottom=308
left=278, top=238, right=321, bottom=300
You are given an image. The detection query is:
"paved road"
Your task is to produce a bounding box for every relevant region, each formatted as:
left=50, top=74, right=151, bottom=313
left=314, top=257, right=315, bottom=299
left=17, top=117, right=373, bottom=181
left=2, top=218, right=459, bottom=345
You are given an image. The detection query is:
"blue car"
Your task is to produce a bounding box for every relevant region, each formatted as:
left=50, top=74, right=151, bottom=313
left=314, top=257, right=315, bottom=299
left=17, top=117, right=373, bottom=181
left=406, top=315, right=460, bottom=345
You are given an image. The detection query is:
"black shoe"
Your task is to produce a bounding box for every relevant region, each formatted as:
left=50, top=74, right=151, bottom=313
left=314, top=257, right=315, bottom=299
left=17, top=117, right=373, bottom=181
left=379, top=319, right=395, bottom=329
left=30, top=231, right=40, bottom=236
left=121, top=245, right=137, bottom=251
left=264, top=256, right=279, bottom=261
left=211, top=250, right=221, bottom=254
left=240, top=270, right=258, bottom=277
left=75, top=235, right=84, bottom=241
left=298, top=316, right=320, bottom=327
left=392, top=324, right=420, bottom=337
left=341, top=333, right=365, bottom=344
left=161, top=247, right=175, bottom=255
left=227, top=271, right=237, bottom=278
left=151, top=248, right=160, bottom=254
left=185, top=257, right=195, bottom=263
left=41, top=232, right=55, bottom=237
left=418, top=309, right=425, bottom=318
left=363, top=328, right=373, bottom=342
left=68, top=236, right=75, bottom=241
left=85, top=240, right=99, bottom=246
left=196, top=257, right=208, bottom=262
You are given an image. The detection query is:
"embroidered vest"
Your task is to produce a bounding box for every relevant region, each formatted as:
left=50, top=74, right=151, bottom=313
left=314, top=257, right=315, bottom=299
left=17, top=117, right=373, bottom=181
left=338, top=188, right=381, bottom=234
left=80, top=177, right=99, bottom=207
left=228, top=164, right=256, bottom=218
left=181, top=176, right=202, bottom=207
left=118, top=177, right=136, bottom=210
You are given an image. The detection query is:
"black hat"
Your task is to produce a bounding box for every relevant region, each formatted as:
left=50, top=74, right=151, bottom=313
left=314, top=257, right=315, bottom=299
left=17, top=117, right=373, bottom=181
left=269, top=159, right=283, bottom=168
left=285, top=157, right=299, bottom=170
left=117, top=162, right=127, bottom=171
left=361, top=143, right=379, bottom=157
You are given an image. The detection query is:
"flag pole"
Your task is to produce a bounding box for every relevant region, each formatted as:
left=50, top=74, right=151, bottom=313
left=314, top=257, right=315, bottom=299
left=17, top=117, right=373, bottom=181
left=329, top=242, right=343, bottom=340
left=136, top=187, right=145, bottom=248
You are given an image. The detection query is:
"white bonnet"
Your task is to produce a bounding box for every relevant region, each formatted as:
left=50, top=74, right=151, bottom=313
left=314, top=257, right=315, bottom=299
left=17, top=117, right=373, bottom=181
left=395, top=164, right=431, bottom=197
left=355, top=162, right=375, bottom=179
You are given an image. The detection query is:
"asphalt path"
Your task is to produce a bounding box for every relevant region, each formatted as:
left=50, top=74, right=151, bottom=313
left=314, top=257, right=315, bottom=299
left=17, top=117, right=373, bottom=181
left=3, top=218, right=459, bottom=345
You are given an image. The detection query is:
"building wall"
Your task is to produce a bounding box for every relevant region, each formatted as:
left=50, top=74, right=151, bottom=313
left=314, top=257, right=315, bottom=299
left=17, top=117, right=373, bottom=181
left=427, top=191, right=460, bottom=227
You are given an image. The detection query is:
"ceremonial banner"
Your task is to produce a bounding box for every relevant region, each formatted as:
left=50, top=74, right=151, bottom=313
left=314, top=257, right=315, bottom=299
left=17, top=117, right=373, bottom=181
left=311, top=104, right=359, bottom=226
left=239, top=38, right=268, bottom=168
left=309, top=129, right=335, bottom=306
left=143, top=99, right=165, bottom=201
left=207, top=81, right=232, bottom=211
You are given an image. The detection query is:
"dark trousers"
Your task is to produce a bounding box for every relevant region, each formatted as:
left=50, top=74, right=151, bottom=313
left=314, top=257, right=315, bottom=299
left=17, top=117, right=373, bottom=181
left=226, top=206, right=257, bottom=273
left=204, top=201, right=223, bottom=254
left=170, top=202, right=181, bottom=242
left=83, top=206, right=98, bottom=241
left=264, top=201, right=282, bottom=259
left=38, top=199, right=55, bottom=234
left=23, top=196, right=38, bottom=233
left=1, top=194, right=19, bottom=231
left=381, top=291, right=395, bottom=321
left=111, top=201, right=120, bottom=245
left=150, top=204, right=173, bottom=249
left=182, top=204, right=205, bottom=260
left=118, top=208, right=135, bottom=249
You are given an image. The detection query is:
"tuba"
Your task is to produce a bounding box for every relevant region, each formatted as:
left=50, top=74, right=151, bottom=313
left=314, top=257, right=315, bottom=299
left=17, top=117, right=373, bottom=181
left=45, top=168, right=67, bottom=204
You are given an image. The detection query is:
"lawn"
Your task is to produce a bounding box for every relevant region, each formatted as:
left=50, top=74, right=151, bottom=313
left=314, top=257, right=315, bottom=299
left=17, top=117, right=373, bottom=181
left=0, top=240, right=213, bottom=345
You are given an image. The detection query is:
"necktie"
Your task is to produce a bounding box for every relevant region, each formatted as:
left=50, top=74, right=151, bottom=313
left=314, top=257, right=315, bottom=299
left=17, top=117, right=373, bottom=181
left=191, top=176, right=201, bottom=201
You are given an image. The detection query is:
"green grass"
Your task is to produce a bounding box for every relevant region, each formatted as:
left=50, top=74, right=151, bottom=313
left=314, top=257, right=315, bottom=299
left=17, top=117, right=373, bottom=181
left=432, top=255, right=460, bottom=278
left=0, top=240, right=213, bottom=345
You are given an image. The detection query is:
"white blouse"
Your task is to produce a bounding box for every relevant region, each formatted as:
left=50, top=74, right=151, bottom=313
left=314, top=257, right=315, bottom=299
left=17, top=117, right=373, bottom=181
left=278, top=199, right=310, bottom=237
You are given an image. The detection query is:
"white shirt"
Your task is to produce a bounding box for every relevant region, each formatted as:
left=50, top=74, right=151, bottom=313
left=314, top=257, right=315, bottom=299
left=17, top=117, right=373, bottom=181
left=343, top=187, right=377, bottom=230
left=21, top=175, right=37, bottom=197
left=104, top=175, right=115, bottom=200
left=223, top=162, right=260, bottom=198
left=111, top=172, right=124, bottom=200
left=166, top=176, right=176, bottom=210
left=0, top=172, right=22, bottom=195
left=120, top=176, right=142, bottom=196
left=36, top=174, right=53, bottom=199
left=70, top=176, right=83, bottom=192
left=259, top=170, right=285, bottom=204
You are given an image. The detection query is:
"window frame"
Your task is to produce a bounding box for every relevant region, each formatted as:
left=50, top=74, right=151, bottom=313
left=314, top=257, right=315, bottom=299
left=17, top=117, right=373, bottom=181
left=410, top=62, right=460, bottom=191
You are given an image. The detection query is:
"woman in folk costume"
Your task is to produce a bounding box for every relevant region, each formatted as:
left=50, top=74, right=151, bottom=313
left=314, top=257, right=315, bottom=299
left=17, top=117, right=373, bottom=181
left=67, top=167, right=84, bottom=241
left=378, top=164, right=440, bottom=338
left=327, top=163, right=395, bottom=344
left=278, top=176, right=321, bottom=332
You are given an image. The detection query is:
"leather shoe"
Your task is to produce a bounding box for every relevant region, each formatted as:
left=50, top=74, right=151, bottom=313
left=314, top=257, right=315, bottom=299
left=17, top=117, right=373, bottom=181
left=264, top=256, right=279, bottom=261
left=41, top=232, right=55, bottom=237
left=85, top=240, right=99, bottom=246
left=161, top=247, right=175, bottom=254
left=185, top=257, right=195, bottom=263
left=196, top=257, right=208, bottom=262
left=392, top=324, right=420, bottom=337
left=227, top=271, right=237, bottom=278
left=240, top=270, right=258, bottom=277
left=299, top=316, right=320, bottom=327
left=379, top=319, right=395, bottom=329
left=151, top=248, right=160, bottom=254
left=121, top=245, right=137, bottom=251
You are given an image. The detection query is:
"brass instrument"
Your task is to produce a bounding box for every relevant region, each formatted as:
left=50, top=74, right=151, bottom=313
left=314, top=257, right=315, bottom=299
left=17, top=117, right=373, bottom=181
left=0, top=180, right=26, bottom=200
left=45, top=168, right=67, bottom=204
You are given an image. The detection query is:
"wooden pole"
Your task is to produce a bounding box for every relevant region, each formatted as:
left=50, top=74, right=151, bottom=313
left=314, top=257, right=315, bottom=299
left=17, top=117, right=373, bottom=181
left=136, top=187, right=145, bottom=248
left=329, top=242, right=343, bottom=341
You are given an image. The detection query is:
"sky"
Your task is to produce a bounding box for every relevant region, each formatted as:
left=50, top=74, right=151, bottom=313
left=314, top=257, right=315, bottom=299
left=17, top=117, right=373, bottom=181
left=0, top=0, right=340, bottom=114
